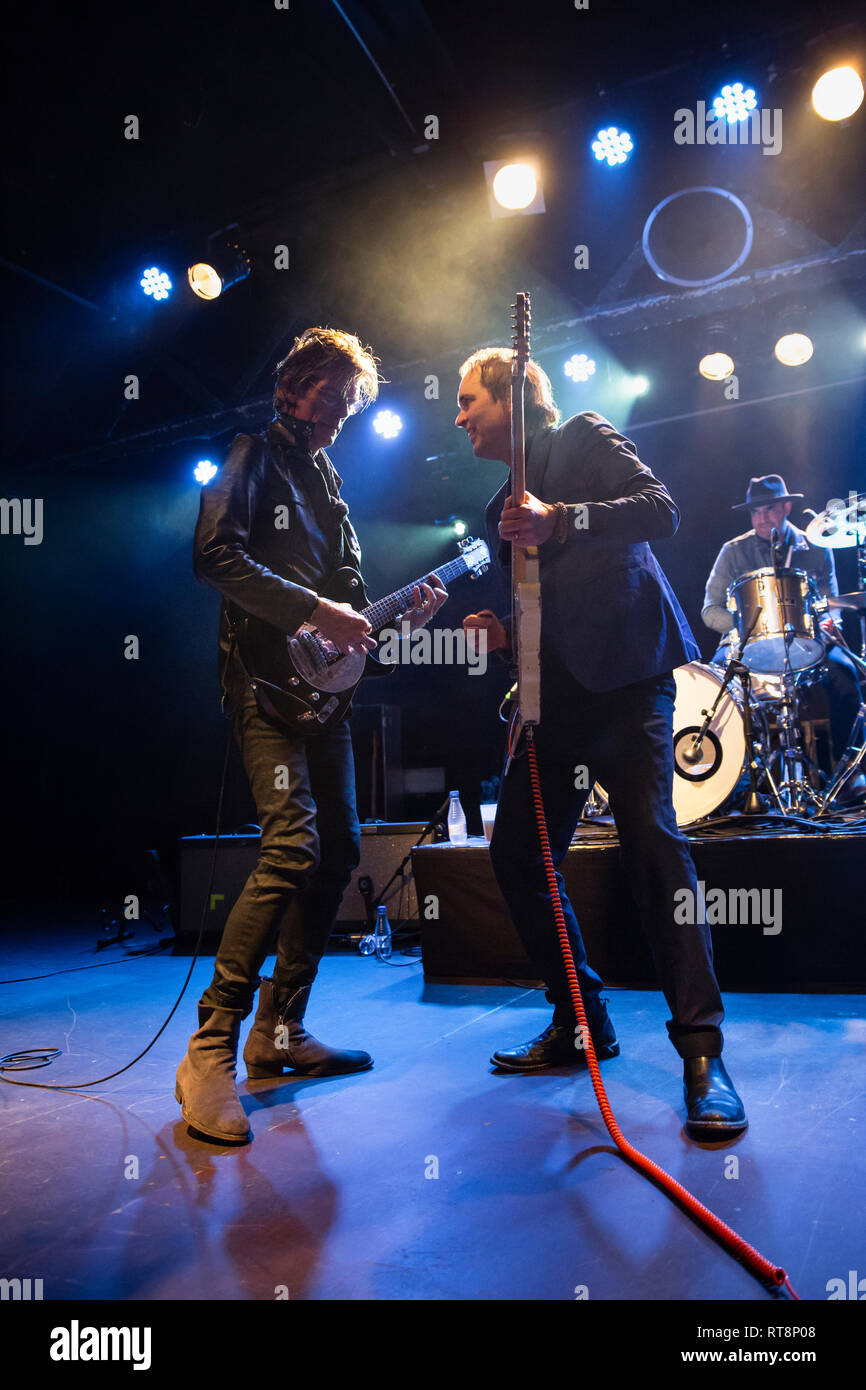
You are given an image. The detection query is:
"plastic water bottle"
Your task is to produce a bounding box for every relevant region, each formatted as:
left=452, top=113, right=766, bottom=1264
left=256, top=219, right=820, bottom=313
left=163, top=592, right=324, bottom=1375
left=374, top=904, right=392, bottom=959
left=447, top=790, right=468, bottom=845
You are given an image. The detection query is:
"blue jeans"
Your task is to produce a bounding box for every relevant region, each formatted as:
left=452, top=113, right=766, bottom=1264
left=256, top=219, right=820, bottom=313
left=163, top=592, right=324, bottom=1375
left=200, top=693, right=361, bottom=1016
left=489, top=657, right=724, bottom=1058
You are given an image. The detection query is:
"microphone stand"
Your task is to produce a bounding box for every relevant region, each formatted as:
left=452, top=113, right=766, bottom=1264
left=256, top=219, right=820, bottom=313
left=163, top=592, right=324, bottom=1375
left=358, top=795, right=451, bottom=931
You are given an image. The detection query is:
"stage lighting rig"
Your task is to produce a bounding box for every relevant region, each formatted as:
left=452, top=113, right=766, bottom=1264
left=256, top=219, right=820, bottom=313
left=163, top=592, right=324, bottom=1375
left=711, top=82, right=758, bottom=124
left=591, top=127, right=634, bottom=167
left=812, top=65, right=864, bottom=121
left=564, top=354, right=596, bottom=382
left=483, top=158, right=546, bottom=217
left=188, top=228, right=251, bottom=301
left=140, top=267, right=172, bottom=301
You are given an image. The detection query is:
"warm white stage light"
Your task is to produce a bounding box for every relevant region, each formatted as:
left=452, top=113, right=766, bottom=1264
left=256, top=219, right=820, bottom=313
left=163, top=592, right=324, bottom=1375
left=188, top=263, right=224, bottom=300
left=774, top=333, right=814, bottom=366
left=699, top=352, right=735, bottom=381
left=492, top=163, right=538, bottom=210
left=811, top=66, right=864, bottom=121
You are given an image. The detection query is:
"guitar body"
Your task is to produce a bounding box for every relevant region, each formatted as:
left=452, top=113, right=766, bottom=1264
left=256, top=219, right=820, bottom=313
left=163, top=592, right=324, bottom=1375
left=236, top=566, right=379, bottom=735
left=234, top=539, right=491, bottom=736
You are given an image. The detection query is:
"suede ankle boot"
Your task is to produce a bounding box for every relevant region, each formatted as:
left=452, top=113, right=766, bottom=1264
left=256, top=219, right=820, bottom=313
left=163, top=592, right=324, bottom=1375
left=175, top=1005, right=251, bottom=1143
left=244, top=977, right=373, bottom=1079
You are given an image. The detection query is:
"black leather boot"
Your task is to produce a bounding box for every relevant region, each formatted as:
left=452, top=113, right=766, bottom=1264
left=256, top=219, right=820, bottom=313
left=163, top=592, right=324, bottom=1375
left=491, top=1017, right=619, bottom=1072
left=244, top=977, right=373, bottom=1079
left=683, top=1056, right=747, bottom=1139
left=175, top=1005, right=251, bottom=1143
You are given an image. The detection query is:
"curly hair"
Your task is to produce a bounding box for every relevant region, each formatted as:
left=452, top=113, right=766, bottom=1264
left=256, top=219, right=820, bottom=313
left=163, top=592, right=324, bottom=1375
left=458, top=347, right=560, bottom=430
left=274, top=327, right=381, bottom=416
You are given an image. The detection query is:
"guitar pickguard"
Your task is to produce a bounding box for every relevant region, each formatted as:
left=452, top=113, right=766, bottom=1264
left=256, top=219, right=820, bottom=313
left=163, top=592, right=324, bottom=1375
left=288, top=625, right=366, bottom=692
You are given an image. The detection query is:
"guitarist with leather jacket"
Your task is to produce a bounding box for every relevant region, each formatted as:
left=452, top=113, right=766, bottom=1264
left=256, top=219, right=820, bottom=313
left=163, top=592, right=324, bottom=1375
left=176, top=328, right=446, bottom=1143
left=458, top=347, right=747, bottom=1141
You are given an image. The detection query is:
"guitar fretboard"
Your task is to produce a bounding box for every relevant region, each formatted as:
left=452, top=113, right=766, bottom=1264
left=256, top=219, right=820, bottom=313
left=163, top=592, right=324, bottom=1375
left=361, top=555, right=471, bottom=632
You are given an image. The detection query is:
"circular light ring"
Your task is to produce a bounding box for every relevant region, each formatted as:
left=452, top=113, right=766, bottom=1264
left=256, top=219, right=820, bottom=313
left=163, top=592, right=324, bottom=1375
left=699, top=352, right=735, bottom=381
left=188, top=263, right=223, bottom=300
left=774, top=333, right=814, bottom=367
left=642, top=186, right=754, bottom=288
left=491, top=163, right=538, bottom=210
left=811, top=66, right=864, bottom=121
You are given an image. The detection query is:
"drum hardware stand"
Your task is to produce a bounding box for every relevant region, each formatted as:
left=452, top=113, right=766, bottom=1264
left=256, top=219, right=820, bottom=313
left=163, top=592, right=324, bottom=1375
left=814, top=631, right=866, bottom=817
left=771, top=623, right=825, bottom=813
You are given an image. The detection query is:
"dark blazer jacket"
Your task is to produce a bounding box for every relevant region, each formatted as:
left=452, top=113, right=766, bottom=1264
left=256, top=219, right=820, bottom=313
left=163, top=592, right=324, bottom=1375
left=485, top=411, right=700, bottom=691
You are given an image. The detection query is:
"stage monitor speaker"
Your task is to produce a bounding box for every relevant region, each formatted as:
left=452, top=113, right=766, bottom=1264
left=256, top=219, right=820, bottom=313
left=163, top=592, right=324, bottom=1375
left=176, top=822, right=428, bottom=954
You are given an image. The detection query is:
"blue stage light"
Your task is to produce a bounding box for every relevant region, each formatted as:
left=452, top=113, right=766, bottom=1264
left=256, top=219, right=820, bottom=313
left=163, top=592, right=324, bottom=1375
left=564, top=354, right=596, bottom=382
left=712, top=83, right=758, bottom=123
left=194, top=460, right=218, bottom=484
left=373, top=409, right=403, bottom=440
left=140, top=267, right=172, bottom=301
left=591, top=127, right=634, bottom=166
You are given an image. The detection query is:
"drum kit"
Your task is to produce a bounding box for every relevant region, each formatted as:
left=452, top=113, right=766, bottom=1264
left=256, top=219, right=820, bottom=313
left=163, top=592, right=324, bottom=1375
left=585, top=492, right=866, bottom=827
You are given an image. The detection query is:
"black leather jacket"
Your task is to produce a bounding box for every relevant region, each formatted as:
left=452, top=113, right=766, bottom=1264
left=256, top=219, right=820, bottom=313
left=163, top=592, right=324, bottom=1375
left=193, top=417, right=362, bottom=713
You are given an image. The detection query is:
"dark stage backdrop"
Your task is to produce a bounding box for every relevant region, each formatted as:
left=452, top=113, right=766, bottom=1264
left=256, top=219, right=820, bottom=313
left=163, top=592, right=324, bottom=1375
left=3, top=376, right=863, bottom=908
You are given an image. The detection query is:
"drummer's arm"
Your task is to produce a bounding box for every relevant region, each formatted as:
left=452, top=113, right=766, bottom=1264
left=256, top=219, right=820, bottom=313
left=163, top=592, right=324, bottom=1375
left=702, top=544, right=738, bottom=634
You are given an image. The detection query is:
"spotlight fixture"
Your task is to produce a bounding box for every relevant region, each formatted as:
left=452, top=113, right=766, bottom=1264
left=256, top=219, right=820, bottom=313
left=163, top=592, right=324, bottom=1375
left=373, top=409, right=403, bottom=439
left=452, top=518, right=467, bottom=538
left=140, top=267, right=172, bottom=301
left=699, top=352, right=735, bottom=381
left=811, top=66, right=864, bottom=121
left=774, top=333, right=814, bottom=367
left=483, top=158, right=546, bottom=217
left=711, top=82, right=758, bottom=123
left=188, top=235, right=251, bottom=301
left=698, top=325, right=736, bottom=381
left=194, top=460, right=218, bottom=485
left=623, top=374, right=649, bottom=396
left=591, top=127, right=634, bottom=166
left=564, top=354, right=596, bottom=382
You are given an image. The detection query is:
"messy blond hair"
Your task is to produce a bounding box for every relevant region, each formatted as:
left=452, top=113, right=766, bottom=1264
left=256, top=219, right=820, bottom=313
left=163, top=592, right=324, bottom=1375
left=274, top=327, right=381, bottom=415
left=458, top=347, right=560, bottom=430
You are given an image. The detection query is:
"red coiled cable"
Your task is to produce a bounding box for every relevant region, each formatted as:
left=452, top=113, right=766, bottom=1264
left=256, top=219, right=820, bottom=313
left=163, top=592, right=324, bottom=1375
left=523, top=725, right=799, bottom=1299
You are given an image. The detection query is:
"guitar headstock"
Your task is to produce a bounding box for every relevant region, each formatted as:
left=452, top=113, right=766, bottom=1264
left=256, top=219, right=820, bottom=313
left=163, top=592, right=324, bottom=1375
left=511, top=291, right=531, bottom=378
left=457, top=535, right=491, bottom=576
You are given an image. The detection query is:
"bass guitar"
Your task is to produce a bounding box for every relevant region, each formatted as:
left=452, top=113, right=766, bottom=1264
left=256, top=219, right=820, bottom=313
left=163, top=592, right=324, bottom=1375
left=235, top=535, right=490, bottom=734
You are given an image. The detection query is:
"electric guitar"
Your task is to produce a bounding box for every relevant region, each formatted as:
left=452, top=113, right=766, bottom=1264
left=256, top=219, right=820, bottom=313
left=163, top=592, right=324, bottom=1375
left=508, top=290, right=542, bottom=747
left=235, top=536, right=490, bottom=734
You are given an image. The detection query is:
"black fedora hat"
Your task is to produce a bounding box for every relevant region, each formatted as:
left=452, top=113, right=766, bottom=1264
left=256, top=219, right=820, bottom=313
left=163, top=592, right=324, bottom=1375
left=732, top=474, right=804, bottom=510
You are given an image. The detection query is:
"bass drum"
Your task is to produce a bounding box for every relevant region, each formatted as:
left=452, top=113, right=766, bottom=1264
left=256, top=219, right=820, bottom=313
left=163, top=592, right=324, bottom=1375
left=594, top=662, right=748, bottom=827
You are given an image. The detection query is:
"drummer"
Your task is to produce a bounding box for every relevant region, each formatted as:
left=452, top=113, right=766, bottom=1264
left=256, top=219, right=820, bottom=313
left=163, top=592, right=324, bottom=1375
left=702, top=474, right=861, bottom=763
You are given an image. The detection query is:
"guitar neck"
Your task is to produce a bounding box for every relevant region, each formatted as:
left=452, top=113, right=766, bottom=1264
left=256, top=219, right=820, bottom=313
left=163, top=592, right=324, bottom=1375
left=360, top=555, right=471, bottom=631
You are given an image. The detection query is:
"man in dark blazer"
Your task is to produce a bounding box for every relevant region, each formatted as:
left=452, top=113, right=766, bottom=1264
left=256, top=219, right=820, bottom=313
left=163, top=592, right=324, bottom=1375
left=458, top=347, right=746, bottom=1140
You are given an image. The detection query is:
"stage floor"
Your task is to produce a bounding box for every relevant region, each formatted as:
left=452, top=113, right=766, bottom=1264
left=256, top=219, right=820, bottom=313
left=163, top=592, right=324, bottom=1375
left=1, top=920, right=863, bottom=1302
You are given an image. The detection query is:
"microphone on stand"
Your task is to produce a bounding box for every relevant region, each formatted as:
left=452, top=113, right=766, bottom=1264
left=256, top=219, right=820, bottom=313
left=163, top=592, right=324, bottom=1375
left=681, top=738, right=706, bottom=766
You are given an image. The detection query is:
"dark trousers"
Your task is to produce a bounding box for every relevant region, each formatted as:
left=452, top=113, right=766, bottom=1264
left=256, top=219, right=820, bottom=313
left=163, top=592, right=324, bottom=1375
left=200, top=692, right=360, bottom=1016
left=489, top=656, right=724, bottom=1059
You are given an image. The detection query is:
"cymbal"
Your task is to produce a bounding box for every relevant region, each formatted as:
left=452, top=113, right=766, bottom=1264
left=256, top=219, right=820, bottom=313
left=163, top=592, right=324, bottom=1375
left=805, top=510, right=866, bottom=548
left=827, top=592, right=866, bottom=612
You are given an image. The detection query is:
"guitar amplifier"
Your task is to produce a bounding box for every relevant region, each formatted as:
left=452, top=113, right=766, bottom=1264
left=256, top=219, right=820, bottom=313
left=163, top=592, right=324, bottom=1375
left=175, top=822, right=428, bottom=954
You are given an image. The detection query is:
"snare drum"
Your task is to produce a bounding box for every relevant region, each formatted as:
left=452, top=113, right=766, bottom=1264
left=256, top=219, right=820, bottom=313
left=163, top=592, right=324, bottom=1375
left=593, top=662, right=750, bottom=827
left=727, top=567, right=824, bottom=673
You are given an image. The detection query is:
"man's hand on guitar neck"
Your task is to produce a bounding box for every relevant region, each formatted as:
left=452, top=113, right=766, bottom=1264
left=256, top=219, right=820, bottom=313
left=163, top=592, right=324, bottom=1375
left=397, top=576, right=449, bottom=632
left=311, top=598, right=377, bottom=655
left=499, top=491, right=557, bottom=547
